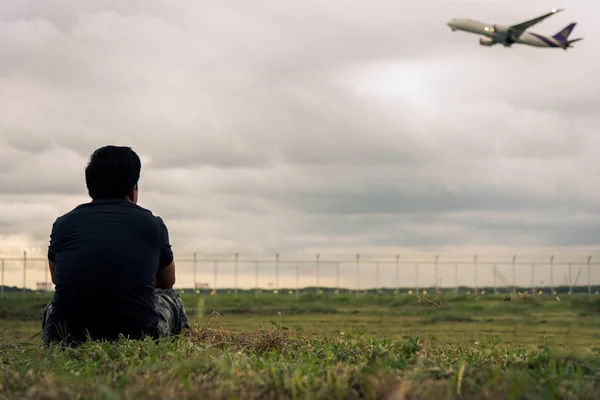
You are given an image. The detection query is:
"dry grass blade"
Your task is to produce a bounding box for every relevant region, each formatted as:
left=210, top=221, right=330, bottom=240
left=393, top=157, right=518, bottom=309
left=185, top=325, right=294, bottom=355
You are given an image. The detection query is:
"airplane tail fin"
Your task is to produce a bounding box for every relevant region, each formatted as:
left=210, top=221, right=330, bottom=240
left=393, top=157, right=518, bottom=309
left=552, top=22, right=576, bottom=42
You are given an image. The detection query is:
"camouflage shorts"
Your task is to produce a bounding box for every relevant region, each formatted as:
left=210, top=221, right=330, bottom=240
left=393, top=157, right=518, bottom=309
left=42, top=288, right=189, bottom=346
left=154, top=288, right=190, bottom=337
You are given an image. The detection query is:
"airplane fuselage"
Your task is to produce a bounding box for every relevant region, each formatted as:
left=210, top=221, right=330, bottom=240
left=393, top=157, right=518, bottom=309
left=448, top=18, right=566, bottom=48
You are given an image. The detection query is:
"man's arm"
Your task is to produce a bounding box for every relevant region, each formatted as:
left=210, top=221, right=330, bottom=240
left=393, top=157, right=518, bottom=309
left=48, top=261, right=57, bottom=285
left=155, top=261, right=176, bottom=289
left=48, top=220, right=58, bottom=285
left=154, top=217, right=176, bottom=289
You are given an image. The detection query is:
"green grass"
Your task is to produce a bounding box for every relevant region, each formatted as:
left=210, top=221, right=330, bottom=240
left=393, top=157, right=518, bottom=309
left=1, top=291, right=600, bottom=399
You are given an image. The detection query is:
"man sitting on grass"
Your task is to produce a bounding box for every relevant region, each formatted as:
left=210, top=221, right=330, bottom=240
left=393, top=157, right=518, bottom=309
left=42, top=145, right=189, bottom=347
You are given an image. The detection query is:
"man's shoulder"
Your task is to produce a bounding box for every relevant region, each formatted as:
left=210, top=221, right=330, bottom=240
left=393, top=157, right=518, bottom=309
left=51, top=201, right=167, bottom=231
left=53, top=201, right=159, bottom=221
left=51, top=203, right=87, bottom=226
left=127, top=202, right=155, bottom=217
left=130, top=204, right=167, bottom=225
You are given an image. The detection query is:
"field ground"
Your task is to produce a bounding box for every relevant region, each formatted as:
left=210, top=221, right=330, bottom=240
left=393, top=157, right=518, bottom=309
left=1, top=291, right=600, bottom=399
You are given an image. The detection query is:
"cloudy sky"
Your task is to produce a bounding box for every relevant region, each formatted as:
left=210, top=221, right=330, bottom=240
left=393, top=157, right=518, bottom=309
left=1, top=0, right=599, bottom=288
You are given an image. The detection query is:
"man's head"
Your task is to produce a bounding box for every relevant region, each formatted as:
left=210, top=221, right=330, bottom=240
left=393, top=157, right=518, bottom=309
left=85, top=145, right=141, bottom=203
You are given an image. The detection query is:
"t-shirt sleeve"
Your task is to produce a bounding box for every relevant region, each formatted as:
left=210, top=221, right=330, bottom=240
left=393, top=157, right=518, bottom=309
left=156, top=216, right=174, bottom=269
left=47, top=219, right=59, bottom=263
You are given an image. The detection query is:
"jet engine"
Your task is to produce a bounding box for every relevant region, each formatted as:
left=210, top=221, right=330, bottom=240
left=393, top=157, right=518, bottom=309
left=479, top=37, right=495, bottom=46
left=492, top=24, right=516, bottom=44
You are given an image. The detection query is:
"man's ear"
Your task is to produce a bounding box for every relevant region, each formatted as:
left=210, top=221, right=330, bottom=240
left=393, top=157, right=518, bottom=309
left=127, top=184, right=139, bottom=204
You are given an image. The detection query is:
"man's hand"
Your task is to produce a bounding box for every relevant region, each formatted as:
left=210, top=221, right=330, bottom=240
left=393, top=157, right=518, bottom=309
left=154, top=261, right=176, bottom=289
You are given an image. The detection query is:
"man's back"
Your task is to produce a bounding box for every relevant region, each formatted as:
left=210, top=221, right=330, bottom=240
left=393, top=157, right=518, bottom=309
left=45, top=198, right=173, bottom=344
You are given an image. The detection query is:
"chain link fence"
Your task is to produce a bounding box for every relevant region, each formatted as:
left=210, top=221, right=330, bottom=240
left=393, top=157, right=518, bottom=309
left=1, top=251, right=599, bottom=298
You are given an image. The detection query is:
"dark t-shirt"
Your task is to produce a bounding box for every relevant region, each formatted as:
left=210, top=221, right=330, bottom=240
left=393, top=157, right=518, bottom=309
left=45, top=198, right=173, bottom=344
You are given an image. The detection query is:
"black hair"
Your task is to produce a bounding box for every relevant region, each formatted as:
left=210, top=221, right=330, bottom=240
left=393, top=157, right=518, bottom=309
left=84, top=145, right=141, bottom=199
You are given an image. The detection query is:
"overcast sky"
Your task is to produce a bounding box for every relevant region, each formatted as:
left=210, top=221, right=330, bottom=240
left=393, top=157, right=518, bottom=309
left=1, top=1, right=599, bottom=288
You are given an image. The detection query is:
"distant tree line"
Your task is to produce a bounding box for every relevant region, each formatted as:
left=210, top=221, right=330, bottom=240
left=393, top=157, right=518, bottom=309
left=0, top=286, right=34, bottom=293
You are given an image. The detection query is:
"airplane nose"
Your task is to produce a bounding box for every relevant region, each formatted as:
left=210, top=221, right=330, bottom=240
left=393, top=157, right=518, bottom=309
left=447, top=21, right=456, bottom=30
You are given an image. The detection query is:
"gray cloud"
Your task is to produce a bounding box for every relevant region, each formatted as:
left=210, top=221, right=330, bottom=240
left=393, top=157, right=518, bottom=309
left=1, top=0, right=599, bottom=279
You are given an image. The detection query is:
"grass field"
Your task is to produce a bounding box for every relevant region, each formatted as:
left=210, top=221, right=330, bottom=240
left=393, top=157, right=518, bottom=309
left=2, top=290, right=600, bottom=399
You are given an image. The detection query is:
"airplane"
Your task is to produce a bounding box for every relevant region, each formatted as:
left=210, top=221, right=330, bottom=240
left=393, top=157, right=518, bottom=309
left=447, top=8, right=583, bottom=50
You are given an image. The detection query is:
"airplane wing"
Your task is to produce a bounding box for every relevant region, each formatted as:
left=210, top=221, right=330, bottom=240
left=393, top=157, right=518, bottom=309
left=508, top=8, right=565, bottom=37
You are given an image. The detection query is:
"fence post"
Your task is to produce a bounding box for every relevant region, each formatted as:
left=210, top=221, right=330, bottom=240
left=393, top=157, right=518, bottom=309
left=473, top=255, right=478, bottom=295
left=375, top=261, right=379, bottom=295
left=213, top=261, right=217, bottom=295
left=316, top=254, right=320, bottom=295
left=23, top=251, right=27, bottom=294
left=193, top=252, right=197, bottom=294
left=415, top=263, right=420, bottom=295
left=255, top=261, right=259, bottom=298
left=588, top=256, right=592, bottom=300
left=493, top=263, right=497, bottom=294
left=531, top=263, right=535, bottom=295
left=276, top=253, right=279, bottom=294
left=434, top=254, right=439, bottom=288
left=336, top=262, right=340, bottom=294
left=356, top=254, right=360, bottom=300
left=296, top=263, right=300, bottom=301
left=45, top=261, right=49, bottom=290
left=512, top=255, right=517, bottom=296
left=1, top=259, right=4, bottom=298
left=569, top=262, right=573, bottom=294
left=234, top=253, right=238, bottom=297
left=396, top=255, right=399, bottom=295
left=454, top=263, right=458, bottom=294
left=550, top=255, right=554, bottom=295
